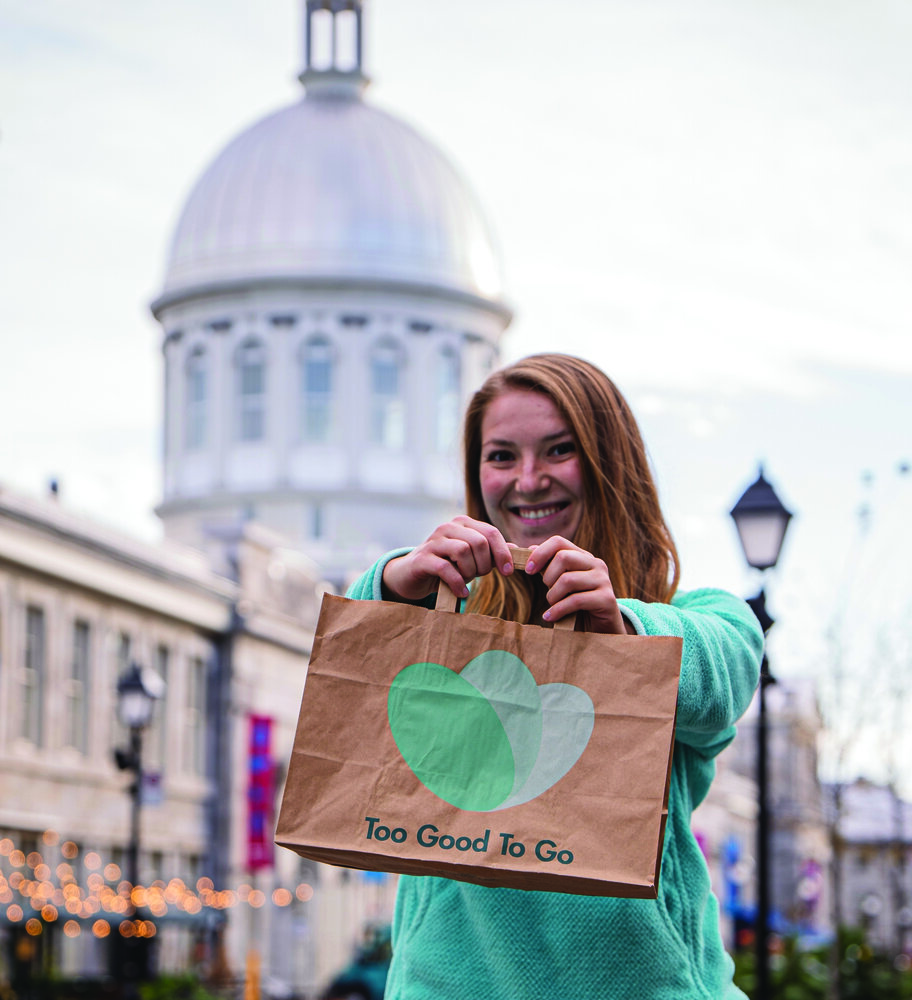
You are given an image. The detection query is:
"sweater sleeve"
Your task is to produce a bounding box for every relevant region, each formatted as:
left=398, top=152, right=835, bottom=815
left=619, top=588, right=763, bottom=759
left=345, top=548, right=413, bottom=601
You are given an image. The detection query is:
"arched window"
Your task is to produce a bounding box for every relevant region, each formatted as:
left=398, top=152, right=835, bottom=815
left=22, top=605, right=46, bottom=745
left=185, top=656, right=207, bottom=777
left=299, top=337, right=334, bottom=443
left=435, top=347, right=461, bottom=452
left=237, top=339, right=266, bottom=442
left=185, top=347, right=207, bottom=450
left=370, top=342, right=405, bottom=449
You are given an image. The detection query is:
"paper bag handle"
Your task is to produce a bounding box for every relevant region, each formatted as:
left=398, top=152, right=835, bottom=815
left=434, top=546, right=577, bottom=631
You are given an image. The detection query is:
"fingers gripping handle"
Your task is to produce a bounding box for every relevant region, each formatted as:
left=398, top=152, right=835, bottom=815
left=506, top=547, right=535, bottom=573
left=433, top=547, right=577, bottom=631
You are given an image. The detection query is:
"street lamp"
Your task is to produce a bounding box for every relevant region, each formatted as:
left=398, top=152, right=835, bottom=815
left=114, top=662, right=162, bottom=891
left=113, top=662, right=163, bottom=993
left=730, top=467, right=792, bottom=1000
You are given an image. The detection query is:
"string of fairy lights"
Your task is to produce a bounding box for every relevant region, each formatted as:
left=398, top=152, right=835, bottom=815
left=0, top=830, right=315, bottom=942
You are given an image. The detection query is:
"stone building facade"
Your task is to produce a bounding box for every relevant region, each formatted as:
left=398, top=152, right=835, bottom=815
left=826, top=779, right=912, bottom=955
left=0, top=487, right=395, bottom=995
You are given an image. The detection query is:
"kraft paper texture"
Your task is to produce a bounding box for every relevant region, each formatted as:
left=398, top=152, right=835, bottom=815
left=276, top=591, right=682, bottom=897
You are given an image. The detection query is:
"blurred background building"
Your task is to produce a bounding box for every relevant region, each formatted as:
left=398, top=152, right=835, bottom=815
left=695, top=680, right=832, bottom=949
left=151, top=0, right=510, bottom=587
left=825, top=779, right=912, bottom=956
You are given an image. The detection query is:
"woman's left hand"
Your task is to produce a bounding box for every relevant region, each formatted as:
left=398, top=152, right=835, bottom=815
left=524, top=537, right=635, bottom=635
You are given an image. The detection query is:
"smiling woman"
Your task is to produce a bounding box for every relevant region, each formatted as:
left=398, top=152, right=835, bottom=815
left=346, top=352, right=764, bottom=1000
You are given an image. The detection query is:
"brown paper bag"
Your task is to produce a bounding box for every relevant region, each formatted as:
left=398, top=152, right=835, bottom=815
left=276, top=550, right=682, bottom=897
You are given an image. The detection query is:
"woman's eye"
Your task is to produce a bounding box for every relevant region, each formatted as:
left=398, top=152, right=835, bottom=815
left=485, top=449, right=514, bottom=463
left=550, top=440, right=576, bottom=457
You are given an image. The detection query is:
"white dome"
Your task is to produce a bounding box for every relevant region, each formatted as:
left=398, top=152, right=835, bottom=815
left=157, top=91, right=506, bottom=308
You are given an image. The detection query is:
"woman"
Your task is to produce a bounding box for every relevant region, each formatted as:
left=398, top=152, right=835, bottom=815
left=347, top=354, right=763, bottom=999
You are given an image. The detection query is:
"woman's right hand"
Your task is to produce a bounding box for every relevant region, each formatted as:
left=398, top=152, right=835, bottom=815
left=381, top=516, right=515, bottom=602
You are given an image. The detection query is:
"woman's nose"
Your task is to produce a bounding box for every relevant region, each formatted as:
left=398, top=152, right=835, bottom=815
left=516, top=457, right=549, bottom=495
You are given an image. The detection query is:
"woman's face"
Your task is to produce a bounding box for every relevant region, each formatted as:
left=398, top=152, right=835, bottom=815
left=479, top=388, right=584, bottom=548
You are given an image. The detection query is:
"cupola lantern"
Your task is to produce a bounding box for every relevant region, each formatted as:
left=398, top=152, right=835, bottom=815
left=300, top=0, right=369, bottom=96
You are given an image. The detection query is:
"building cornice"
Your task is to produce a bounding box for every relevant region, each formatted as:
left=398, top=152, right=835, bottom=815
left=150, top=274, right=513, bottom=326
left=154, top=485, right=458, bottom=521
left=0, top=489, right=236, bottom=629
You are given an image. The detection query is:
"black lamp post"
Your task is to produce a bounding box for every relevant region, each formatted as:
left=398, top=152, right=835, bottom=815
left=114, top=662, right=161, bottom=893
left=730, top=467, right=792, bottom=1000
left=113, top=662, right=163, bottom=994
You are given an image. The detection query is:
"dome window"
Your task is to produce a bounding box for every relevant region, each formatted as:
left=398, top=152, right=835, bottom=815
left=270, top=314, right=297, bottom=328
left=185, top=347, right=208, bottom=450
left=236, top=339, right=267, bottom=442
left=370, top=342, right=405, bottom=450
left=435, top=347, right=461, bottom=453
left=299, top=337, right=335, bottom=443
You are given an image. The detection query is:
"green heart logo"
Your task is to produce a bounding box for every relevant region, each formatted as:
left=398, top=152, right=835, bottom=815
left=388, top=650, right=594, bottom=812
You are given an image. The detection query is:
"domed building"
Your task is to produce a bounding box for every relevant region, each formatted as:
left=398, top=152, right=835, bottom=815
left=151, top=0, right=512, bottom=584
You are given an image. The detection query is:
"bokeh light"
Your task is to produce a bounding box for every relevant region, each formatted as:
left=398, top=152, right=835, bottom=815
left=0, top=833, right=319, bottom=941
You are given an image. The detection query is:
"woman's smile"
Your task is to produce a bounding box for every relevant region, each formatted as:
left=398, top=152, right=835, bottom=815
left=479, top=389, right=583, bottom=547
left=510, top=501, right=570, bottom=522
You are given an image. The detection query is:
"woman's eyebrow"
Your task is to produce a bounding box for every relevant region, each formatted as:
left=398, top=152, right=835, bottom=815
left=483, top=430, right=572, bottom=448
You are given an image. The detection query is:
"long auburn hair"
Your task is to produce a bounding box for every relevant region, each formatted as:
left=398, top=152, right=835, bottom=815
left=463, top=353, right=679, bottom=622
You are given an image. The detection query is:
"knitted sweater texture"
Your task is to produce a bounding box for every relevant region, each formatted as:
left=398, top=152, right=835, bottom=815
left=346, top=552, right=764, bottom=1000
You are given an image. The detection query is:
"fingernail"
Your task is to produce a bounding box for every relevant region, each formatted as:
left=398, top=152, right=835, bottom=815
left=502, top=562, right=513, bottom=574
left=461, top=586, right=470, bottom=598
left=542, top=609, right=551, bottom=621
left=525, top=560, right=536, bottom=573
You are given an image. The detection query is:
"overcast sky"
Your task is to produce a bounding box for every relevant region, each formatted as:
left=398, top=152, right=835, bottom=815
left=2, top=0, right=910, bottom=785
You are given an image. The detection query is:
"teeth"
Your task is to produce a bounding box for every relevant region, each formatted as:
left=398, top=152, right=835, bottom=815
left=515, top=505, right=563, bottom=520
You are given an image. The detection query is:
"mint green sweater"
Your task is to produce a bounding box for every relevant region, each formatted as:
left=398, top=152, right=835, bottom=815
left=346, top=552, right=763, bottom=999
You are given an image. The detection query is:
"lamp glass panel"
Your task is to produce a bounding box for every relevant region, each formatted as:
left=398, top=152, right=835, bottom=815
left=734, top=511, right=789, bottom=570
left=118, top=688, right=155, bottom=729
